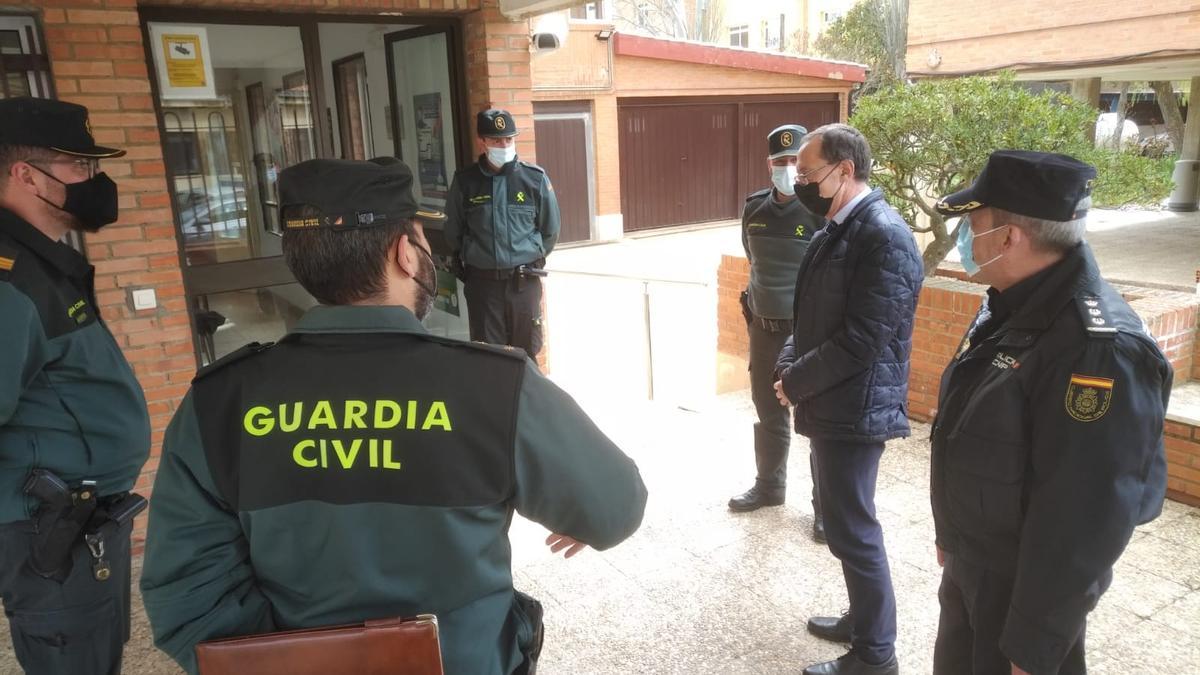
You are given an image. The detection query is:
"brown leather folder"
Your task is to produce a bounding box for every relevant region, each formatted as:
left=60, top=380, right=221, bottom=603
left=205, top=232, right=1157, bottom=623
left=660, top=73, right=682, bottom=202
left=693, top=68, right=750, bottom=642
left=195, top=614, right=443, bottom=675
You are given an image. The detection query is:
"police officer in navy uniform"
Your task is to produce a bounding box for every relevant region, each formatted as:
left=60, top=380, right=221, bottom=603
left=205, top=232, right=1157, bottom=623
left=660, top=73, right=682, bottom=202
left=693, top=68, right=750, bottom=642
left=728, top=124, right=827, bottom=540
left=444, top=109, right=561, bottom=358
left=930, top=151, right=1171, bottom=675
left=141, top=158, right=646, bottom=675
left=0, top=98, right=151, bottom=675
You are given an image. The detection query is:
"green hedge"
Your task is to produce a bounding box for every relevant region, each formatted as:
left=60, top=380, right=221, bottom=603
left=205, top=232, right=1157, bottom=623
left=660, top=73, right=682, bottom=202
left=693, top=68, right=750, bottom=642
left=1083, top=150, right=1176, bottom=209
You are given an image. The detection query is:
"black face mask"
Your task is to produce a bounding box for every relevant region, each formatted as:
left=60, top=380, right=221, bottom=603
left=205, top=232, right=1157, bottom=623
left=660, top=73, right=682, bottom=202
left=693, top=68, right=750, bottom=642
left=412, top=243, right=438, bottom=321
left=32, top=166, right=120, bottom=232
left=795, top=182, right=834, bottom=218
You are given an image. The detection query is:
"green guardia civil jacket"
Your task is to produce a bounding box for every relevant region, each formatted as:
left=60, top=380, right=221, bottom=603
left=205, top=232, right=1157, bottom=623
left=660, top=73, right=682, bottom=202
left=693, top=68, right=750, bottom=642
left=0, top=208, right=149, bottom=523
left=140, top=305, right=647, bottom=675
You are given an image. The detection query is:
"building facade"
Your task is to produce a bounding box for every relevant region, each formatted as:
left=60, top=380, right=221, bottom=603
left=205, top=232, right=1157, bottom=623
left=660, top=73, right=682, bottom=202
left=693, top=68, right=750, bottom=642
left=0, top=0, right=586, bottom=538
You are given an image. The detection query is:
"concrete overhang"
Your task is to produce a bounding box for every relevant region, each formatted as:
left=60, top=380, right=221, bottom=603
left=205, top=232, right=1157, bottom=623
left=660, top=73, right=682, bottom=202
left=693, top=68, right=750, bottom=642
left=1012, top=52, right=1200, bottom=83
left=499, top=0, right=585, bottom=19
left=911, top=51, right=1200, bottom=84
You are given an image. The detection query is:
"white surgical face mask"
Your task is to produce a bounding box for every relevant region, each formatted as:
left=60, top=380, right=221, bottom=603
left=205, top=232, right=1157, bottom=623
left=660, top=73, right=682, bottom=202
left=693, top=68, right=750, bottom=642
left=487, top=146, right=516, bottom=167
left=771, top=165, right=798, bottom=196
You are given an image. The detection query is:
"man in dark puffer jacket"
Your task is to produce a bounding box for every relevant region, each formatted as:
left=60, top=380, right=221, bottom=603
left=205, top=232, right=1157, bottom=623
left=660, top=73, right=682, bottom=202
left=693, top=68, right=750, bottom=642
left=774, top=124, right=923, bottom=675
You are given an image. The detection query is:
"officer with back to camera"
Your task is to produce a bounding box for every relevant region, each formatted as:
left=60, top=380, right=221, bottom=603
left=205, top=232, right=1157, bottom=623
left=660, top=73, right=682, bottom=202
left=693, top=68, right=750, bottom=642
left=444, top=109, right=561, bottom=358
left=140, top=158, right=647, bottom=675
left=728, top=124, right=827, bottom=544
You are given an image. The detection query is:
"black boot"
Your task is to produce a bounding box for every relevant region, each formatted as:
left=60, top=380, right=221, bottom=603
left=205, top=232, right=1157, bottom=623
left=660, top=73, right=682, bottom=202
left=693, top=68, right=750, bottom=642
left=803, top=651, right=898, bottom=675
left=812, top=513, right=826, bottom=543
left=728, top=485, right=785, bottom=512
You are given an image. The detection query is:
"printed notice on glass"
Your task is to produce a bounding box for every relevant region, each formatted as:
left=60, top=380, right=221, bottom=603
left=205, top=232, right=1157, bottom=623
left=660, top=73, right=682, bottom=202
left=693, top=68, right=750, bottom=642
left=148, top=24, right=217, bottom=100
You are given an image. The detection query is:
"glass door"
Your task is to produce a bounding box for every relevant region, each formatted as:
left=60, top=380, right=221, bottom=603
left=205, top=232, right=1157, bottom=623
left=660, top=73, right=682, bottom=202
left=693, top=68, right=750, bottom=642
left=385, top=26, right=468, bottom=340
left=147, top=20, right=320, bottom=364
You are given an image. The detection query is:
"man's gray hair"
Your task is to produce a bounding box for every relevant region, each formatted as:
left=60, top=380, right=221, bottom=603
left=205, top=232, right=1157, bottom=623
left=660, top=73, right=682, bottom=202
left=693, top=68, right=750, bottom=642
left=994, top=196, right=1090, bottom=254
left=804, top=123, right=872, bottom=181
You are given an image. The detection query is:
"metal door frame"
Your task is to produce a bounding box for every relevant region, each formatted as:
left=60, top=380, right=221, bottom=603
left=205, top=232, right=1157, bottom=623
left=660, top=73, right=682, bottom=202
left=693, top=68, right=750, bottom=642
left=533, top=111, right=596, bottom=244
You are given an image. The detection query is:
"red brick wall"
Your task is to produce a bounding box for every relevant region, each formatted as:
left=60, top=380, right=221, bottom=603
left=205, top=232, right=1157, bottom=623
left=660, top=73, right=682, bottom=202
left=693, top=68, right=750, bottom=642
left=908, top=278, right=984, bottom=421
left=717, top=255, right=750, bottom=358
left=1165, top=419, right=1200, bottom=507
left=39, top=0, right=537, bottom=548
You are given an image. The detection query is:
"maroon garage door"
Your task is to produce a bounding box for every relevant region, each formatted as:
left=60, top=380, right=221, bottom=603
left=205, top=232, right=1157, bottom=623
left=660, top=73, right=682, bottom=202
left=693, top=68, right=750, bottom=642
left=619, top=96, right=839, bottom=233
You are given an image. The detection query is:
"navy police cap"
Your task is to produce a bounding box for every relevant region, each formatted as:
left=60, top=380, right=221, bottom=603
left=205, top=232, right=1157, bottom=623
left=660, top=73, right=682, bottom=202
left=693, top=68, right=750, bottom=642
left=0, top=97, right=125, bottom=158
left=279, top=158, right=445, bottom=231
left=936, top=150, right=1096, bottom=222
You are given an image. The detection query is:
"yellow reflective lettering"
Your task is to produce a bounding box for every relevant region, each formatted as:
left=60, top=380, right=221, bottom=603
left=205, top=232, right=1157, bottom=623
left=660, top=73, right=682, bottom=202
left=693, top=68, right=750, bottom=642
left=319, top=439, right=329, bottom=469
left=344, top=400, right=368, bottom=429
left=422, top=401, right=452, bottom=431
left=406, top=400, right=417, bottom=430
left=382, top=439, right=402, bottom=470
left=309, top=400, right=336, bottom=430
left=279, top=402, right=303, bottom=433
left=293, top=439, right=318, bottom=468
left=243, top=406, right=274, bottom=436
left=369, top=438, right=380, bottom=468
left=332, top=438, right=362, bottom=469
left=375, top=400, right=402, bottom=429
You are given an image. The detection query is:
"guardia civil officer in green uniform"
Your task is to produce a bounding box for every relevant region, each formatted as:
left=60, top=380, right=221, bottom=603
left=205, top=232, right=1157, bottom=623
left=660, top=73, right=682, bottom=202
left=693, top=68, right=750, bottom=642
left=444, top=109, right=561, bottom=358
left=930, top=151, right=1170, bottom=675
left=141, top=158, right=646, bottom=675
left=0, top=98, right=151, bottom=675
left=728, top=125, right=827, bottom=538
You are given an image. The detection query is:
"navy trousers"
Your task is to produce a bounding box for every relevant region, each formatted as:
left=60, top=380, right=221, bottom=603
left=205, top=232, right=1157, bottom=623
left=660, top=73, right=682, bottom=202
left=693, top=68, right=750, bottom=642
left=934, top=554, right=1089, bottom=675
left=810, top=437, right=897, bottom=665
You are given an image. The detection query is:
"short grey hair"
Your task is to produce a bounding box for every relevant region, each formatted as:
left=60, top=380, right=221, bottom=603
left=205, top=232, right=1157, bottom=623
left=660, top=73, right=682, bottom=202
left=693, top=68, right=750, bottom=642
left=994, top=196, right=1090, bottom=254
left=804, top=123, right=872, bottom=181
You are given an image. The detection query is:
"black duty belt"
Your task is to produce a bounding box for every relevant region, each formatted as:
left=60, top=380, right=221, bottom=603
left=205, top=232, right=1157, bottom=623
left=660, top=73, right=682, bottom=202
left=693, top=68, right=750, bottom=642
left=753, top=315, right=793, bottom=333
left=466, top=263, right=547, bottom=281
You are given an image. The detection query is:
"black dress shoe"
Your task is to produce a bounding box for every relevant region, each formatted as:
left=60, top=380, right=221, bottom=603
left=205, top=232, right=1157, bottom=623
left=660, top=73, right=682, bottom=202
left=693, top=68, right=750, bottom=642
left=807, top=612, right=852, bottom=642
left=813, top=514, right=826, bottom=543
left=727, top=486, right=784, bottom=512
left=803, top=651, right=899, bottom=675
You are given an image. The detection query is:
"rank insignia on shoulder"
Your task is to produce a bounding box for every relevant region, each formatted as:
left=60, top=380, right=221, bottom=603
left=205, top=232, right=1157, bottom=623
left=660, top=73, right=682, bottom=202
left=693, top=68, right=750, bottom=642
left=1076, top=295, right=1117, bottom=337
left=0, top=243, right=18, bottom=276
left=1065, top=374, right=1114, bottom=422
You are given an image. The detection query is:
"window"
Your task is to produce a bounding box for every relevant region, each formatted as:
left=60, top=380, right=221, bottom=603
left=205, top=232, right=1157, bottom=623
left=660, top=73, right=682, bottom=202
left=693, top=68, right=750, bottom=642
left=0, top=14, right=52, bottom=99
left=729, top=25, right=749, bottom=48
left=821, top=10, right=844, bottom=25
left=570, top=2, right=605, bottom=20
left=333, top=54, right=372, bottom=161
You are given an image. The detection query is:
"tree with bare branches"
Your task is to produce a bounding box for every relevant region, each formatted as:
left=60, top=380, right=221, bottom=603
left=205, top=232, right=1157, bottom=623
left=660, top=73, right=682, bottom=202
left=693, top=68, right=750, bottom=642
left=612, top=0, right=726, bottom=43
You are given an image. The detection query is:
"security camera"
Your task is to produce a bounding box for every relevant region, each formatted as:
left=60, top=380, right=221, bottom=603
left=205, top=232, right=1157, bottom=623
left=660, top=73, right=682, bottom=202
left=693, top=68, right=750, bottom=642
left=530, top=12, right=567, bottom=53
left=532, top=32, right=561, bottom=51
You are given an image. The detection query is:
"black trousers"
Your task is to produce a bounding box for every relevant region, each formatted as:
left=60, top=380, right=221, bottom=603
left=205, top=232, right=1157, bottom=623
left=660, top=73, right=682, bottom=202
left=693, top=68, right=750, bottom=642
left=748, top=320, right=820, bottom=515
left=934, top=554, right=1088, bottom=675
left=464, top=273, right=544, bottom=358
left=0, top=518, right=132, bottom=675
left=810, top=437, right=896, bottom=665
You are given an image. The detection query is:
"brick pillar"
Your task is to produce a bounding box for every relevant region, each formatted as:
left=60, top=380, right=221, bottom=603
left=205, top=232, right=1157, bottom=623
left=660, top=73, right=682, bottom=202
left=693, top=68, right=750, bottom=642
left=43, top=4, right=194, bottom=545
left=464, top=1, right=537, bottom=162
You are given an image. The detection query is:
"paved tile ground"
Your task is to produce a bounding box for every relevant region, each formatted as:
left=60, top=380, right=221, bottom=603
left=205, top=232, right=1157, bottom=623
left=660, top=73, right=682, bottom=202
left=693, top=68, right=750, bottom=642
left=4, top=390, right=1197, bottom=674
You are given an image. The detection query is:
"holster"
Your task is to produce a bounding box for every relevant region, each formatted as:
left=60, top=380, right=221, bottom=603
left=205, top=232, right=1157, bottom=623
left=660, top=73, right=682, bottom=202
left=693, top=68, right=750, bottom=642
left=23, top=470, right=97, bottom=581
left=513, top=591, right=544, bottom=675
left=739, top=289, right=753, bottom=324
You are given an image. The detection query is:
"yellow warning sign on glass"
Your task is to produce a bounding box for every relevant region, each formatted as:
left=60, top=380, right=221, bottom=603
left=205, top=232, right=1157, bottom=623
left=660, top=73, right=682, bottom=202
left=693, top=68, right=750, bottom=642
left=161, top=34, right=206, bottom=88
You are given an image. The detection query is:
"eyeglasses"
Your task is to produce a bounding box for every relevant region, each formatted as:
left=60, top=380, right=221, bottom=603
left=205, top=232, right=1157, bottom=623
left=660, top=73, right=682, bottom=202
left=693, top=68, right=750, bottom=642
left=29, top=158, right=100, bottom=178
left=795, top=163, right=833, bottom=184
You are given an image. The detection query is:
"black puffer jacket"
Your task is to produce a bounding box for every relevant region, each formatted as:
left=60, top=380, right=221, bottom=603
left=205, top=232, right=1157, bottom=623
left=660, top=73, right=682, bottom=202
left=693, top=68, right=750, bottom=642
left=776, top=189, right=924, bottom=442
